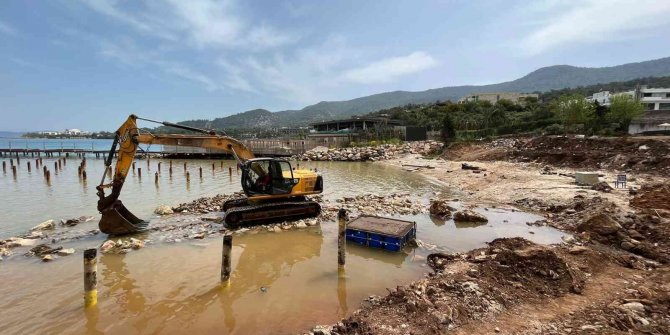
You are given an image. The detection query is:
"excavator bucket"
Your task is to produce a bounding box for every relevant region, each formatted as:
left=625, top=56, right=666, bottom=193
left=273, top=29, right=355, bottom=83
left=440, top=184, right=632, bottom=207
left=99, top=200, right=148, bottom=235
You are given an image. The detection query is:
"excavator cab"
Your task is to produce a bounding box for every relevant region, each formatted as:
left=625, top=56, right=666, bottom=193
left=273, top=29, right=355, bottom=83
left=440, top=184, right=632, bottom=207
left=241, top=158, right=297, bottom=196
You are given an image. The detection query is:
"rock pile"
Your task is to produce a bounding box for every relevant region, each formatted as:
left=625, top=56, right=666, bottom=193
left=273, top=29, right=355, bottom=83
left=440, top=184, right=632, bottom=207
left=100, top=238, right=147, bottom=254
left=331, top=193, right=426, bottom=216
left=429, top=199, right=455, bottom=219
left=293, top=140, right=444, bottom=161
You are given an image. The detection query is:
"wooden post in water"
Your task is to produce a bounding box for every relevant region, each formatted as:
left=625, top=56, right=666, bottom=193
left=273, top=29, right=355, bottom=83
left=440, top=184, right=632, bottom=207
left=12, top=165, right=17, bottom=176
left=82, top=170, right=87, bottom=180
left=212, top=163, right=215, bottom=172
left=338, top=208, right=347, bottom=268
left=155, top=172, right=159, bottom=185
left=58, top=160, right=62, bottom=170
left=132, top=162, right=136, bottom=173
left=10, top=158, right=13, bottom=166
left=78, top=166, right=82, bottom=177
left=2, top=161, right=5, bottom=172
left=229, top=166, right=232, bottom=176
left=46, top=170, right=51, bottom=183
left=169, top=166, right=173, bottom=177
left=186, top=171, right=190, bottom=183
left=138, top=168, right=142, bottom=179
left=221, top=234, right=232, bottom=287
left=54, top=161, right=58, bottom=173
left=184, top=162, right=187, bottom=172
left=199, top=167, right=203, bottom=179
left=83, top=249, right=98, bottom=307
left=220, top=161, right=223, bottom=169
left=158, top=162, right=161, bottom=173
left=27, top=161, right=31, bottom=172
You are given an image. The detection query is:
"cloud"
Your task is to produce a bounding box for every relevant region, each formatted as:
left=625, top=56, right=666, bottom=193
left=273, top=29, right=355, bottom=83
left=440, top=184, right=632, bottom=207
left=78, top=0, right=298, bottom=50
left=520, top=0, right=670, bottom=55
left=98, top=37, right=222, bottom=91
left=340, top=52, right=438, bottom=84
left=0, top=20, right=18, bottom=36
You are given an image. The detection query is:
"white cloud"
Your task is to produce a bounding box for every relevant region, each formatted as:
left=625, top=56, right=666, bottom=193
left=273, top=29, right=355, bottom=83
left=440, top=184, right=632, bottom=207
left=520, top=0, right=670, bottom=55
left=0, top=20, right=18, bottom=36
left=98, top=37, right=222, bottom=91
left=79, top=0, right=298, bottom=50
left=340, top=52, right=438, bottom=84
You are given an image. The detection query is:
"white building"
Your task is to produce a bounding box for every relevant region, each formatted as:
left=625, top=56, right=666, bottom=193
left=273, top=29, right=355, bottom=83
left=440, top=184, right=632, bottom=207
left=39, top=131, right=60, bottom=136
left=586, top=91, right=612, bottom=105
left=637, top=87, right=670, bottom=111
left=64, top=128, right=82, bottom=135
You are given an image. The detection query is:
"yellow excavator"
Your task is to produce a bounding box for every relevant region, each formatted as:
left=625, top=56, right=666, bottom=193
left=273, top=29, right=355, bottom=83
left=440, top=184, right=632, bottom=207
left=96, top=115, right=323, bottom=235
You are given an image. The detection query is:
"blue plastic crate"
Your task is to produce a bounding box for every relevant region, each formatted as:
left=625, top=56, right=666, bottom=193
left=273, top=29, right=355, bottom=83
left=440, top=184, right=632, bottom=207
left=345, top=215, right=416, bottom=252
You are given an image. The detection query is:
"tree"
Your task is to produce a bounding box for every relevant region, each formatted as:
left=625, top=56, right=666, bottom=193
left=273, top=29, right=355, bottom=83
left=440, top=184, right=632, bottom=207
left=551, top=94, right=595, bottom=128
left=441, top=114, right=456, bottom=142
left=609, top=94, right=643, bottom=131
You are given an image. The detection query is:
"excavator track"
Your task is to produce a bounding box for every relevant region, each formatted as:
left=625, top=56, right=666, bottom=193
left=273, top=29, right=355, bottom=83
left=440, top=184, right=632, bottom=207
left=224, top=199, right=320, bottom=228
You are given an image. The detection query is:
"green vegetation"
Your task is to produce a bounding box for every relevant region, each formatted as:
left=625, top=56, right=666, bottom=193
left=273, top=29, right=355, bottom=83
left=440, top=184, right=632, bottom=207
left=609, top=95, right=644, bottom=131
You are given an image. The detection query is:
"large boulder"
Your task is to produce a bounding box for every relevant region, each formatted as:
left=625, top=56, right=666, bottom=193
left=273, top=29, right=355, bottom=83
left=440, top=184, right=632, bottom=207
left=453, top=210, right=488, bottom=223
left=576, top=214, right=622, bottom=236
left=429, top=200, right=455, bottom=219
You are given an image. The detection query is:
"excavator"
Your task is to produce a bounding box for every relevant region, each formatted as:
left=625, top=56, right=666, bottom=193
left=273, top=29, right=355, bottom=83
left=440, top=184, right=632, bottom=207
left=96, top=115, right=323, bottom=235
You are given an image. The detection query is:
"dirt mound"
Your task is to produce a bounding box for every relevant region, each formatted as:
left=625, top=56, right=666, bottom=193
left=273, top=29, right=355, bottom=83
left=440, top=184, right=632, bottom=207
left=510, top=136, right=670, bottom=174
left=331, top=239, right=585, bottom=335
left=630, top=183, right=670, bottom=211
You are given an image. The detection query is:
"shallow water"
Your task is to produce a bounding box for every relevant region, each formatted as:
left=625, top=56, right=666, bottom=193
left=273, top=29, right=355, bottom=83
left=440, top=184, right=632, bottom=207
left=0, top=157, right=567, bottom=334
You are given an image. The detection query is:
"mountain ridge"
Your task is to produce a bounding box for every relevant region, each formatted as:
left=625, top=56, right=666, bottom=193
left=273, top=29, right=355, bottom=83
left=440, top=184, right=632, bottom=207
left=180, top=56, right=670, bottom=128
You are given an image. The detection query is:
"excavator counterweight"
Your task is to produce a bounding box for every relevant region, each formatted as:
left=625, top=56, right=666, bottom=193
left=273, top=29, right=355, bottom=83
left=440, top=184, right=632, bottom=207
left=96, top=115, right=323, bottom=235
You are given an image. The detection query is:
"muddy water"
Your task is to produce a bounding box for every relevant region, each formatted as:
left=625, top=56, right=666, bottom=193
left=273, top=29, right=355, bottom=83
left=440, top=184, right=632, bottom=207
left=0, top=157, right=568, bottom=334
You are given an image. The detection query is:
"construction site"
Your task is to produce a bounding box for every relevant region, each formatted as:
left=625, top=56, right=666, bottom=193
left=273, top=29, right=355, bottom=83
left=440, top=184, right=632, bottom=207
left=1, top=128, right=669, bottom=334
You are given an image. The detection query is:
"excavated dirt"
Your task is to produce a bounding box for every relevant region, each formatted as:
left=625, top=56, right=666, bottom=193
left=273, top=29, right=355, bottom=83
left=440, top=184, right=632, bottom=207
left=446, top=136, right=670, bottom=175
left=630, top=182, right=670, bottom=212
left=317, top=238, right=670, bottom=335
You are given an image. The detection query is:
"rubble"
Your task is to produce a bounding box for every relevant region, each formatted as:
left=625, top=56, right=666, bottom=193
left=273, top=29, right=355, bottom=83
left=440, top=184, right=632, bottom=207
left=293, top=140, right=443, bottom=161
left=100, top=238, right=148, bottom=254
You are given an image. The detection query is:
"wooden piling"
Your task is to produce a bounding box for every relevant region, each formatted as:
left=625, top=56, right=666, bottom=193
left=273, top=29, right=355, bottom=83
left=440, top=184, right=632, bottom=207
left=27, top=162, right=31, bottom=172
left=2, top=161, right=5, bottom=172
left=169, top=166, right=173, bottom=176
left=78, top=166, right=82, bottom=177
left=82, top=170, right=87, bottom=180
left=46, top=170, right=51, bottom=183
left=338, top=209, right=347, bottom=268
left=54, top=162, right=58, bottom=172
left=186, top=171, right=190, bottom=182
left=158, top=162, right=161, bottom=173
left=199, top=167, right=203, bottom=179
left=184, top=162, right=187, bottom=171
left=155, top=172, right=159, bottom=185
left=35, top=158, right=39, bottom=168
left=132, top=162, right=136, bottom=172
left=58, top=160, right=62, bottom=170
left=229, top=167, right=232, bottom=175
left=212, top=163, right=215, bottom=172
left=220, top=161, right=223, bottom=169
left=221, top=234, right=232, bottom=286
left=12, top=165, right=17, bottom=176
left=83, top=249, right=98, bottom=307
left=138, top=168, right=142, bottom=179
left=10, top=158, right=13, bottom=166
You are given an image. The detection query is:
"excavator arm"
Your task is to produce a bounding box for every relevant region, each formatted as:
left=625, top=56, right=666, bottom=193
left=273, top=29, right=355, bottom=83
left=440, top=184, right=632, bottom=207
left=96, top=114, right=255, bottom=235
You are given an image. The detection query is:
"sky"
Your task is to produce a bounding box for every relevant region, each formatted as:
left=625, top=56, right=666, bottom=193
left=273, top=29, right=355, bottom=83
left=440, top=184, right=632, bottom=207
left=1, top=0, right=670, bottom=132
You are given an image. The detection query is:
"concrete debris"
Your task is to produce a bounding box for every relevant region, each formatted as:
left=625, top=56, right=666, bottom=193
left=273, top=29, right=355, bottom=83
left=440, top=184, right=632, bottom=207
left=154, top=205, right=174, bottom=215
left=57, top=248, right=75, bottom=256
left=293, top=140, right=443, bottom=162
left=31, top=219, right=55, bottom=231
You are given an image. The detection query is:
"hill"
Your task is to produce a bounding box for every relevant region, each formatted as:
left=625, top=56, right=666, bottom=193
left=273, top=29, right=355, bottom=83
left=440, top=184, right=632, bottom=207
left=174, top=56, right=670, bottom=129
